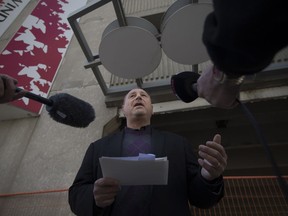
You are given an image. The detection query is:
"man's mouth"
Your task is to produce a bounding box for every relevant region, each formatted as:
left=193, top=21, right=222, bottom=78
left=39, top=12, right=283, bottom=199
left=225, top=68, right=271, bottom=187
left=134, top=103, right=144, bottom=107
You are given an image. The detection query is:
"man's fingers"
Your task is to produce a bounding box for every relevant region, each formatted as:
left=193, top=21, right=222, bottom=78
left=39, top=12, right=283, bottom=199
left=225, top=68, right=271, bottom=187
left=95, top=185, right=120, bottom=195
left=5, top=77, right=17, bottom=91
left=205, top=134, right=227, bottom=159
left=213, top=134, right=221, bottom=145
left=0, top=76, right=16, bottom=102
left=199, top=134, right=227, bottom=168
left=94, top=179, right=120, bottom=194
left=93, top=177, right=120, bottom=208
left=96, top=198, right=115, bottom=208
left=198, top=149, right=220, bottom=168
left=97, top=177, right=119, bottom=185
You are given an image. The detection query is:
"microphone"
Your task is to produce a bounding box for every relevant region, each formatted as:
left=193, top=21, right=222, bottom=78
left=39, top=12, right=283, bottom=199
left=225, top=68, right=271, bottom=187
left=170, top=71, right=199, bottom=103
left=16, top=88, right=95, bottom=128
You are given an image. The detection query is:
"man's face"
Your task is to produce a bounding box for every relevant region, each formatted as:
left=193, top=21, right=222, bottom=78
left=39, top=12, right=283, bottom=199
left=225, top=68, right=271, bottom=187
left=122, top=88, right=153, bottom=120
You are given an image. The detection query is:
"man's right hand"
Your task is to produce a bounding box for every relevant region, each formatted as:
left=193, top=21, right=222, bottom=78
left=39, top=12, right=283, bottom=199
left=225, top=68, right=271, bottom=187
left=93, top=177, right=120, bottom=208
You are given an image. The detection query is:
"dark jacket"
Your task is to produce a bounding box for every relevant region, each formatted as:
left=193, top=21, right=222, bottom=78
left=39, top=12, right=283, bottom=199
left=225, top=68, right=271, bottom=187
left=69, top=128, right=224, bottom=216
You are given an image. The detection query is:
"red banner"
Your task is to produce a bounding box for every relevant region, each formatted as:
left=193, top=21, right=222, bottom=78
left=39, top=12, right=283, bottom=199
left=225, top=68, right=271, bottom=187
left=0, top=0, right=87, bottom=114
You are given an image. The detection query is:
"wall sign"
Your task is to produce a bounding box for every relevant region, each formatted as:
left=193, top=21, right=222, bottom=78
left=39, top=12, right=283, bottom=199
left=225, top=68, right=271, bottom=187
left=0, top=0, right=87, bottom=114
left=0, top=0, right=31, bottom=37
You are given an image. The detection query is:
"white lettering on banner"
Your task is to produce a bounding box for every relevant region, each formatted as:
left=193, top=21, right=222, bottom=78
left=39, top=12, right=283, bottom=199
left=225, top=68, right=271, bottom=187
left=0, top=0, right=30, bottom=36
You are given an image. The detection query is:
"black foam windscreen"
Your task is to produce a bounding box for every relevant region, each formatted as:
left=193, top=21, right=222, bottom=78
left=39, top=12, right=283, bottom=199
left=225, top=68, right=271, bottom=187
left=16, top=88, right=95, bottom=128
left=47, top=93, right=95, bottom=128
left=170, top=71, right=200, bottom=103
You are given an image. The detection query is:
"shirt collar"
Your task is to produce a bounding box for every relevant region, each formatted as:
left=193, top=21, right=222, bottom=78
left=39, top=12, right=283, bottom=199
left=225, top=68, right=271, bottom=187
left=125, top=125, right=151, bottom=133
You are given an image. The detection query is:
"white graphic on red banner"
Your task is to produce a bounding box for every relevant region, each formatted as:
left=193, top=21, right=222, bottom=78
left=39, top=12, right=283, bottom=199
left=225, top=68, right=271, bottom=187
left=0, top=0, right=87, bottom=114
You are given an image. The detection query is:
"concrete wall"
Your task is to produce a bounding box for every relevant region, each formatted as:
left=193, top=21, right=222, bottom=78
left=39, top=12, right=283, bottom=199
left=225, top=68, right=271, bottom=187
left=0, top=1, right=117, bottom=215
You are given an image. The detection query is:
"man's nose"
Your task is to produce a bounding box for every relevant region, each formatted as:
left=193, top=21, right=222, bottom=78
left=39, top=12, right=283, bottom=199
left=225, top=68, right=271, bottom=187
left=135, top=94, right=142, bottom=100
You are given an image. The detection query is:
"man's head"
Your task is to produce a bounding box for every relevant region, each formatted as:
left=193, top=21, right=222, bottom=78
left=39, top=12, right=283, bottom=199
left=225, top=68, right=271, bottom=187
left=122, top=88, right=153, bottom=127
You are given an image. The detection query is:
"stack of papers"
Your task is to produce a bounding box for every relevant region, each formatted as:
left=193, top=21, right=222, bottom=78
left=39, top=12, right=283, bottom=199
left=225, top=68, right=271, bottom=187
left=99, top=154, right=169, bottom=185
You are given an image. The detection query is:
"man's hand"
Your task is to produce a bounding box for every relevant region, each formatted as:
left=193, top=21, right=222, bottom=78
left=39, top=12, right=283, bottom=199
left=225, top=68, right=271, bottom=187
left=0, top=74, right=25, bottom=104
left=197, top=64, right=243, bottom=109
left=198, top=134, right=228, bottom=181
left=93, top=177, right=120, bottom=208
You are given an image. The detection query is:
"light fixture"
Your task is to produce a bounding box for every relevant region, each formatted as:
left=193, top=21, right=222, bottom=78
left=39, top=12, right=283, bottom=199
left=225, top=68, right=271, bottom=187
left=161, top=1, right=212, bottom=65
left=99, top=17, right=162, bottom=79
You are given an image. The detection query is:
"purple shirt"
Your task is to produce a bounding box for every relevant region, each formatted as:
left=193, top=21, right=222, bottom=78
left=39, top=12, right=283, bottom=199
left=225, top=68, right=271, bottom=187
left=111, top=126, right=152, bottom=216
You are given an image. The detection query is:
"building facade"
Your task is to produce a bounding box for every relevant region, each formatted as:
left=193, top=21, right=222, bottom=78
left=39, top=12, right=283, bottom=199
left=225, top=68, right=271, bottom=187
left=0, top=0, right=287, bottom=215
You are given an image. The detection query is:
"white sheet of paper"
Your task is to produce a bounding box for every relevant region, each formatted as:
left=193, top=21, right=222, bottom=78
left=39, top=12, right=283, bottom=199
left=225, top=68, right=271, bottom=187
left=99, top=156, right=169, bottom=185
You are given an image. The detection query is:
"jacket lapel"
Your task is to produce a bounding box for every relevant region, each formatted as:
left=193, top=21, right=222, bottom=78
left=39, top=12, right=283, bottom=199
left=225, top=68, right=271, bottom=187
left=151, top=128, right=166, bottom=157
left=102, top=131, right=124, bottom=157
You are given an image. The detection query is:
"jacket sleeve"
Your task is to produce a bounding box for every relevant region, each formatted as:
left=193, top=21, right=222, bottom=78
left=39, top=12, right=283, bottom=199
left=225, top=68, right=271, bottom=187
left=184, top=137, right=224, bottom=208
left=202, top=0, right=288, bottom=76
left=68, top=143, right=104, bottom=216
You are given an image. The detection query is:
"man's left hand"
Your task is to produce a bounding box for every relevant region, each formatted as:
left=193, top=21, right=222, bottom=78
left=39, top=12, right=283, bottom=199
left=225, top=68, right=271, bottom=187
left=198, top=134, right=227, bottom=181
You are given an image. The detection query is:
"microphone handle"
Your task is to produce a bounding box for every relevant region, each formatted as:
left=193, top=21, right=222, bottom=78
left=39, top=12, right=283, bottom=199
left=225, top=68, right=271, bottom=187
left=16, top=87, right=53, bottom=107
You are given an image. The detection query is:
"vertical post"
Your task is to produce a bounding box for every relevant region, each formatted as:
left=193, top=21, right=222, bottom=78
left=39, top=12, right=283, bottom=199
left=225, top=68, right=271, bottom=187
left=112, top=0, right=127, bottom=26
